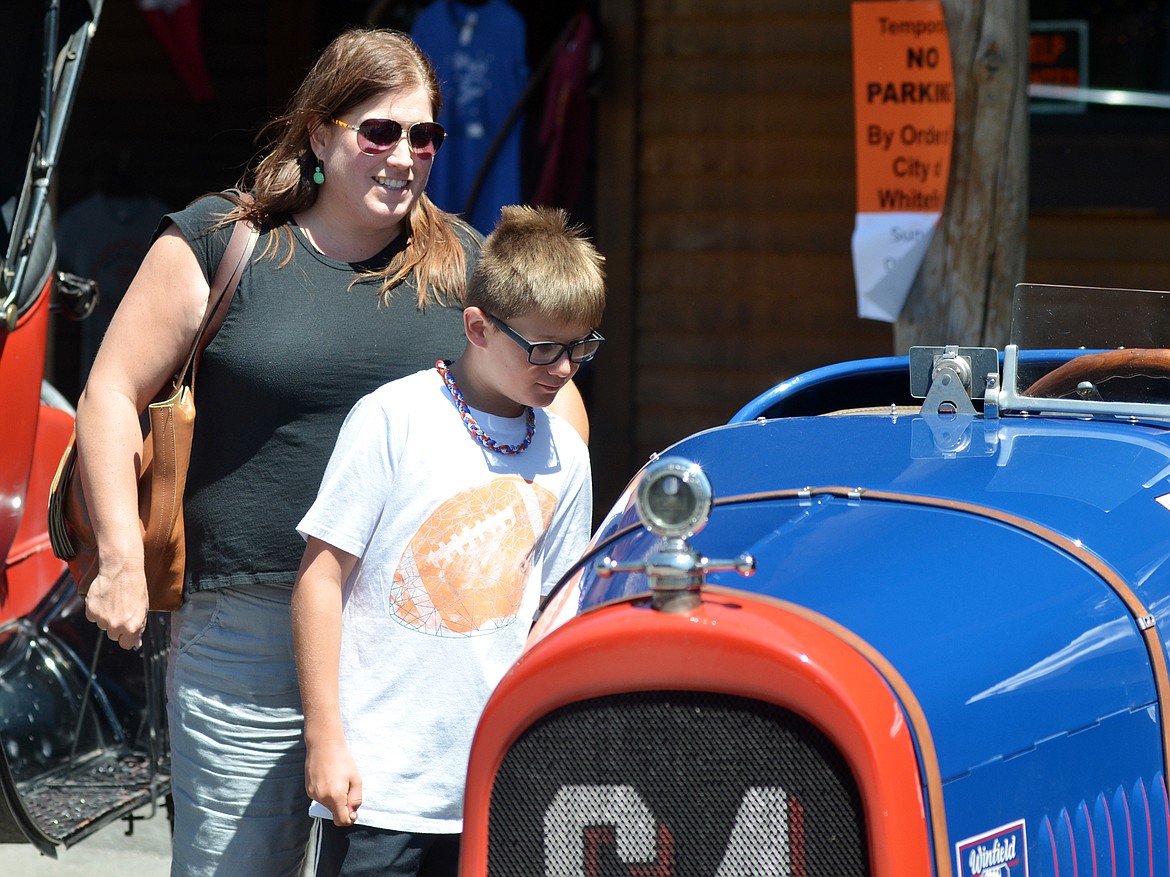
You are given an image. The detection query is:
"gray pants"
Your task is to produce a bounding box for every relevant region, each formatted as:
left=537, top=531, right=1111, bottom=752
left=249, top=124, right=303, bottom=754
left=167, top=584, right=313, bottom=877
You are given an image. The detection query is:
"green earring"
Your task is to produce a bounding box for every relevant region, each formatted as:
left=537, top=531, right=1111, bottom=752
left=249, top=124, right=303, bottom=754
left=312, top=164, right=325, bottom=185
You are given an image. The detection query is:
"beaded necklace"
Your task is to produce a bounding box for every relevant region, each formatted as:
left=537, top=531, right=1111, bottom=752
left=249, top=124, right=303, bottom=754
left=435, top=360, right=535, bottom=455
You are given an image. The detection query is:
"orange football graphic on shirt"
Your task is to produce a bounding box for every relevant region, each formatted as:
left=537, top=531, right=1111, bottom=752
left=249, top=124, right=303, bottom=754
left=393, top=476, right=557, bottom=635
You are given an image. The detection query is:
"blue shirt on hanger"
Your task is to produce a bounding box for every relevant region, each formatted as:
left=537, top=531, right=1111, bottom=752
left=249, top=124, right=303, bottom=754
left=412, top=0, right=528, bottom=233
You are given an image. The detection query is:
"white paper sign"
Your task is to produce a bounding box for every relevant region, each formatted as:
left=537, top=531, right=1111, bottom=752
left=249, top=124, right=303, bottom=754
left=851, top=212, right=939, bottom=321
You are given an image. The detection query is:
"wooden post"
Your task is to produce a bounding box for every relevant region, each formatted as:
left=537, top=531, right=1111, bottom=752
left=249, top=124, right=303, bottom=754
left=591, top=0, right=640, bottom=515
left=894, top=0, right=1029, bottom=351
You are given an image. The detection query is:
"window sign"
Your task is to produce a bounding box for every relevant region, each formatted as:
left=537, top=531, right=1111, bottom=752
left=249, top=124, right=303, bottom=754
left=1029, top=20, right=1089, bottom=114
left=1029, top=1, right=1170, bottom=212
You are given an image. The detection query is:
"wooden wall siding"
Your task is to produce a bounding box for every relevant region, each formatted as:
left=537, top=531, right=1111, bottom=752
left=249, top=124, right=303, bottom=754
left=633, top=0, right=890, bottom=461
left=624, top=0, right=1170, bottom=468
left=1026, top=216, right=1170, bottom=292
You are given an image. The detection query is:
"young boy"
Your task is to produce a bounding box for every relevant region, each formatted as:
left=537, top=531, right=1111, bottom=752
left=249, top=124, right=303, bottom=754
left=291, top=205, right=606, bottom=876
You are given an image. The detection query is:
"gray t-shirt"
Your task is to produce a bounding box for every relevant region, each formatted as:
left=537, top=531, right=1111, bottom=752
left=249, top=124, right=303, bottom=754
left=163, top=194, right=475, bottom=592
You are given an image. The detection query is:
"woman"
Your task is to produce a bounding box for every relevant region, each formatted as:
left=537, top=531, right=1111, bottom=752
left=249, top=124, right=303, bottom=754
left=75, top=28, right=585, bottom=877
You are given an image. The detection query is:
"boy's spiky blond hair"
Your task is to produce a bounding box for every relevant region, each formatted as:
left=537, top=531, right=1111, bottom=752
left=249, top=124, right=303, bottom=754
left=466, top=205, right=606, bottom=328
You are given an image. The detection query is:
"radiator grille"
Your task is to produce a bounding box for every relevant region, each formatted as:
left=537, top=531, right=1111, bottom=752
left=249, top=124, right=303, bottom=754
left=488, top=691, right=868, bottom=876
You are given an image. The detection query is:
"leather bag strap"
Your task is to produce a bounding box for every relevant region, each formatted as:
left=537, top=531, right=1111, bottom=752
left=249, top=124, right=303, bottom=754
left=173, top=215, right=259, bottom=389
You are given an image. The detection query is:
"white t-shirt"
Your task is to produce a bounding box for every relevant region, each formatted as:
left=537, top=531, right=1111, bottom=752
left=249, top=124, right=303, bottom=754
left=297, top=367, right=592, bottom=832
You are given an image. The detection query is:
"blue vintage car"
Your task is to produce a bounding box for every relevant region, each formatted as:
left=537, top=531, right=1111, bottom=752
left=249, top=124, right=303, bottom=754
left=461, top=282, right=1170, bottom=877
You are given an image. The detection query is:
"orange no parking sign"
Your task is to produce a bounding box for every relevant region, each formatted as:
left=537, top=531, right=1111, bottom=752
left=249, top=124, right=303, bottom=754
left=850, top=1, right=955, bottom=322
left=852, top=1, right=954, bottom=214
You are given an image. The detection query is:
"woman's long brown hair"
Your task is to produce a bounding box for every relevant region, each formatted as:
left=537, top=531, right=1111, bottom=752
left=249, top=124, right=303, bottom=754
left=210, top=29, right=474, bottom=308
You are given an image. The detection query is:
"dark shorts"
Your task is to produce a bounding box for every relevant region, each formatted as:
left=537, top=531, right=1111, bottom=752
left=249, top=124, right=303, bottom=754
left=315, top=820, right=461, bottom=877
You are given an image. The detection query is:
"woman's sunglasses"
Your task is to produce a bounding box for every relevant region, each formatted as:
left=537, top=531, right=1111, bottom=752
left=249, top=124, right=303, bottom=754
left=330, top=118, right=446, bottom=157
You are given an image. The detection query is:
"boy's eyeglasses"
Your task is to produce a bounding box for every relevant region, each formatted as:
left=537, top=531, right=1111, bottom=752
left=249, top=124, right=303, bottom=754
left=330, top=118, right=446, bottom=156
left=488, top=314, right=604, bottom=365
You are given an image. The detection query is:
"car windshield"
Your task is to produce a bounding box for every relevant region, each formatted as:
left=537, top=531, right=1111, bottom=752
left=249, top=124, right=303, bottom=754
left=1007, top=283, right=1170, bottom=411
left=1012, top=283, right=1170, bottom=351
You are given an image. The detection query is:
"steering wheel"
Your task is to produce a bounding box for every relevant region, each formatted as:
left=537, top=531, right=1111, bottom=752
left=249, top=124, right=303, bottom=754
left=1023, top=348, right=1170, bottom=397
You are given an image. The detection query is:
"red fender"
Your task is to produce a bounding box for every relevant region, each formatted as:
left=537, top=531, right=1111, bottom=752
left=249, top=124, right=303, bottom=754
left=0, top=272, right=73, bottom=624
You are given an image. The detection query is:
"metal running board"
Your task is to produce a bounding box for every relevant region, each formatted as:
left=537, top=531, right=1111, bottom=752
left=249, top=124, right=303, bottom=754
left=0, top=748, right=167, bottom=856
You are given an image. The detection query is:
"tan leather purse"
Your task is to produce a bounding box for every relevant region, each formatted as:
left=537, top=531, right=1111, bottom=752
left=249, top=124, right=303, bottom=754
left=48, top=219, right=258, bottom=611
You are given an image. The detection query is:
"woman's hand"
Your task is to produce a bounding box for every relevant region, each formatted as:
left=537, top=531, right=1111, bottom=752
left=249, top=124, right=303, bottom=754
left=83, top=556, right=149, bottom=650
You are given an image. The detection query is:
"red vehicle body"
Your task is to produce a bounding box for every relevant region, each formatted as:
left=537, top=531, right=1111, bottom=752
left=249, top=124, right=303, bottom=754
left=462, top=595, right=940, bottom=874
left=0, top=0, right=170, bottom=857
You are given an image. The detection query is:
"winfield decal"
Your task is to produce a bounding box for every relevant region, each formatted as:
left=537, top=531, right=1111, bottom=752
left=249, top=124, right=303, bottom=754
left=955, top=819, right=1028, bottom=877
